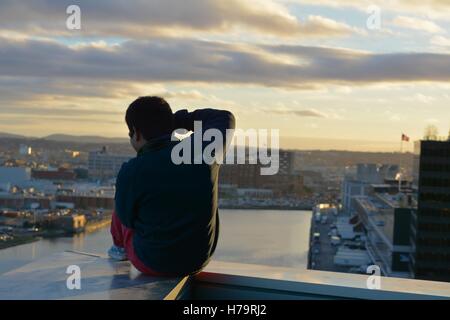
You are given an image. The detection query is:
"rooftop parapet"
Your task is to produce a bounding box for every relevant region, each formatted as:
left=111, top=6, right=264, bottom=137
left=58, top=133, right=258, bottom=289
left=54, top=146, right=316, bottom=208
left=1, top=251, right=449, bottom=300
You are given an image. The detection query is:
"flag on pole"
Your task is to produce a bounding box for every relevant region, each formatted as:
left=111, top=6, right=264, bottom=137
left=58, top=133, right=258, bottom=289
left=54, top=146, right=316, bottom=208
left=401, top=133, right=410, bottom=142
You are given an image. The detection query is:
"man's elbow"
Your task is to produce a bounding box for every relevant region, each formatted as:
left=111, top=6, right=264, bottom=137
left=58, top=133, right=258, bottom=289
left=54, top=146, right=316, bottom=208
left=223, top=110, right=236, bottom=131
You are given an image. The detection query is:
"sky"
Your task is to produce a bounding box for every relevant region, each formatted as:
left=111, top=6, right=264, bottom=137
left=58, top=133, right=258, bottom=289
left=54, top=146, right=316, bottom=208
left=1, top=0, right=450, bottom=151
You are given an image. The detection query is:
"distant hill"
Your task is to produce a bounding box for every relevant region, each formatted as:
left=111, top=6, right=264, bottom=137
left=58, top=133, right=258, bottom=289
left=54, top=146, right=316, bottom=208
left=280, top=136, right=414, bottom=153
left=0, top=132, right=128, bottom=144
left=0, top=132, right=27, bottom=139
left=42, top=134, right=129, bottom=144
left=0, top=131, right=415, bottom=152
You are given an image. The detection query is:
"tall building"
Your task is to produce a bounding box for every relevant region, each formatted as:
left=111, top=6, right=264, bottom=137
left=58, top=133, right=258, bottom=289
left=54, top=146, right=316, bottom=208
left=88, top=147, right=133, bottom=179
left=412, top=141, right=421, bottom=187
left=410, top=139, right=450, bottom=282
left=353, top=189, right=415, bottom=278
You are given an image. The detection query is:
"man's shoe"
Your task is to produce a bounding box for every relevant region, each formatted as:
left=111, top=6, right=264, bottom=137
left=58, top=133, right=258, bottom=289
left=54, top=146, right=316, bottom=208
left=108, top=245, right=128, bottom=261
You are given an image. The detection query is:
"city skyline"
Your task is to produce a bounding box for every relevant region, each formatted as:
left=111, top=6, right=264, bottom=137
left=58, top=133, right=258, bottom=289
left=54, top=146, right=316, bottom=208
left=1, top=0, right=450, bottom=151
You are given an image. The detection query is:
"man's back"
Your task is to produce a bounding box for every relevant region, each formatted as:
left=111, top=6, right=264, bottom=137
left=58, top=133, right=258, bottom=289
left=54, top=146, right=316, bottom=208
left=115, top=108, right=235, bottom=275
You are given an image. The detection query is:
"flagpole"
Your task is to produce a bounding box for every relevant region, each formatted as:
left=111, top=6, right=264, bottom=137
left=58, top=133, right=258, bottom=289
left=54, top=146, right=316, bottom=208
left=399, top=134, right=404, bottom=193
left=400, top=138, right=403, bottom=154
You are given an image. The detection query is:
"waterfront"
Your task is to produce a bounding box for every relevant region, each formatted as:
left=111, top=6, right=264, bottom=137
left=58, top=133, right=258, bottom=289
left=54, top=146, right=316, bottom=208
left=0, top=209, right=311, bottom=275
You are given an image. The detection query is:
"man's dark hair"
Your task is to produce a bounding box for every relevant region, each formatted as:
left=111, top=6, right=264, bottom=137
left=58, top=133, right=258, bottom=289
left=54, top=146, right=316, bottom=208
left=126, top=96, right=174, bottom=140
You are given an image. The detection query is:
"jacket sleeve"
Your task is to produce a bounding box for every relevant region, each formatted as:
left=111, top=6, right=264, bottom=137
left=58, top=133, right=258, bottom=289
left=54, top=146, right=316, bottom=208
left=173, top=108, right=236, bottom=160
left=114, top=160, right=138, bottom=228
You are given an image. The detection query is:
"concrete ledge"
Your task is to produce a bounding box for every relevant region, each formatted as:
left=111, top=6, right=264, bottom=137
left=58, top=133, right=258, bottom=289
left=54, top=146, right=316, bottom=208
left=0, top=251, right=188, bottom=300
left=193, top=260, right=450, bottom=300
left=2, top=254, right=449, bottom=300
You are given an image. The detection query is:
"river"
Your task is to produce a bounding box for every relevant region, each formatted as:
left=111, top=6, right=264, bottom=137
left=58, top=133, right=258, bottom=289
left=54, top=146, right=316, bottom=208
left=0, top=209, right=312, bottom=275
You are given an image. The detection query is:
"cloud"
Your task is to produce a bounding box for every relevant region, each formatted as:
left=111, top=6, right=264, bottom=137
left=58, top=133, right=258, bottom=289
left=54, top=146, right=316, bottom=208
left=384, top=110, right=402, bottom=122
left=410, top=93, right=436, bottom=104
left=0, top=0, right=359, bottom=38
left=2, top=37, right=450, bottom=96
left=298, top=15, right=364, bottom=37
left=285, top=0, right=450, bottom=20
left=392, top=16, right=444, bottom=33
left=0, top=76, right=169, bottom=105
left=400, top=92, right=436, bottom=104
left=270, top=108, right=328, bottom=118
left=431, top=35, right=450, bottom=49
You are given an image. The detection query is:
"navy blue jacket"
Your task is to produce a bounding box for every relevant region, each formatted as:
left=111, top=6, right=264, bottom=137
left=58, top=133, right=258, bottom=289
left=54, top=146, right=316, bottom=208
left=114, top=109, right=235, bottom=275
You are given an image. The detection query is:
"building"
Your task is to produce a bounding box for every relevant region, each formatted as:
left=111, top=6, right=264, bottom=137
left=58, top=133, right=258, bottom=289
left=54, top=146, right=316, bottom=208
left=219, top=163, right=304, bottom=197
left=49, top=214, right=86, bottom=234
left=357, top=164, right=380, bottom=183
left=19, top=144, right=32, bottom=156
left=379, top=164, right=400, bottom=181
left=0, top=167, right=31, bottom=185
left=277, top=149, right=300, bottom=175
left=56, top=193, right=114, bottom=210
left=299, top=170, right=324, bottom=192
left=410, top=139, right=450, bottom=282
left=236, top=188, right=274, bottom=199
left=356, top=163, right=399, bottom=184
left=88, top=147, right=133, bottom=179
left=342, top=179, right=369, bottom=215
left=342, top=164, right=401, bottom=214
left=412, top=141, right=421, bottom=187
left=261, top=174, right=304, bottom=197
left=0, top=193, right=52, bottom=210
left=32, top=167, right=76, bottom=181
left=219, top=149, right=305, bottom=197
left=353, top=189, right=416, bottom=278
left=220, top=163, right=260, bottom=188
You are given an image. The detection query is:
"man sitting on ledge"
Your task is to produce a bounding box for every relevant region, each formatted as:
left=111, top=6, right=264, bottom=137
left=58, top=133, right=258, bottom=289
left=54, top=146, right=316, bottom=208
left=108, top=96, right=235, bottom=277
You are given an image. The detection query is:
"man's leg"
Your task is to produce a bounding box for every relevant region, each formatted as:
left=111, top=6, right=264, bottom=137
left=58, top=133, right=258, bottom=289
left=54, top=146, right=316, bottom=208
left=110, top=211, right=169, bottom=276
left=110, top=210, right=126, bottom=247
left=108, top=211, right=128, bottom=261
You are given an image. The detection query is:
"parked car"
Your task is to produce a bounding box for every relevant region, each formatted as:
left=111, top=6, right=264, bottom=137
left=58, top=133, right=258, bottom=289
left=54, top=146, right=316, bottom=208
left=345, top=243, right=365, bottom=250
left=313, top=232, right=321, bottom=243
left=315, top=213, right=321, bottom=223
left=348, top=266, right=364, bottom=274
left=331, top=236, right=341, bottom=246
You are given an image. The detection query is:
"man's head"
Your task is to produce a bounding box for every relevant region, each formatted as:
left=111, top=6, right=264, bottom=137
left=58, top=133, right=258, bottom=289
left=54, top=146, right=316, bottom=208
left=125, top=96, right=174, bottom=152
